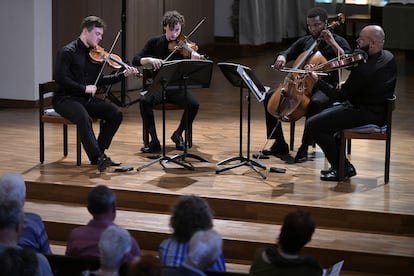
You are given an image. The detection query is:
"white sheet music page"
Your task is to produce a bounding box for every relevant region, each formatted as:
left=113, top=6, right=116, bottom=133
left=323, top=260, right=344, bottom=276
left=236, top=65, right=267, bottom=102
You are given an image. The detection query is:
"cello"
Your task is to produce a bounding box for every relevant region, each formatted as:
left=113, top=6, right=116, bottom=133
left=267, top=14, right=345, bottom=122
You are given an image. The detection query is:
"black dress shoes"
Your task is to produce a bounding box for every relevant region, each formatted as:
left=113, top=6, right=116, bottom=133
left=261, top=141, right=289, bottom=157
left=320, top=163, right=357, bottom=181
left=140, top=140, right=161, bottom=153
left=91, top=154, right=121, bottom=168
left=171, top=131, right=185, bottom=150
left=96, top=154, right=112, bottom=172
left=294, top=144, right=308, bottom=163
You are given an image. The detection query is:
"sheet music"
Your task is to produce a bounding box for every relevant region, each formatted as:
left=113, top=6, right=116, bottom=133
left=236, top=65, right=268, bottom=102
left=323, top=260, right=344, bottom=276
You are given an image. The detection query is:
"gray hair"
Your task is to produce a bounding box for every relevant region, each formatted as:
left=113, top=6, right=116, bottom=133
left=0, top=200, right=24, bottom=231
left=0, top=173, right=26, bottom=207
left=186, top=229, right=222, bottom=271
left=99, top=225, right=132, bottom=270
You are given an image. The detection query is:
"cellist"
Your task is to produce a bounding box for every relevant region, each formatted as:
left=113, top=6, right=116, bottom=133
left=258, top=7, right=351, bottom=163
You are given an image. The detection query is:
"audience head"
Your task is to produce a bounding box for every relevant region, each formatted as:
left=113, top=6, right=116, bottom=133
left=99, top=225, right=132, bottom=271
left=169, top=195, right=213, bottom=242
left=0, top=173, right=26, bottom=207
left=127, top=254, right=162, bottom=276
left=185, top=229, right=223, bottom=271
left=278, top=210, right=315, bottom=255
left=0, top=247, right=38, bottom=276
left=87, top=185, right=116, bottom=219
left=0, top=200, right=24, bottom=242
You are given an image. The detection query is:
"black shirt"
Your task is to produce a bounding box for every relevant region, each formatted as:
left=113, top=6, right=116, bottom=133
left=54, top=38, right=125, bottom=99
left=315, top=49, right=397, bottom=116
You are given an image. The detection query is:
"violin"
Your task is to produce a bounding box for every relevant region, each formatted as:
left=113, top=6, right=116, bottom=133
left=164, top=17, right=208, bottom=62
left=167, top=34, right=207, bottom=60
left=89, top=45, right=142, bottom=77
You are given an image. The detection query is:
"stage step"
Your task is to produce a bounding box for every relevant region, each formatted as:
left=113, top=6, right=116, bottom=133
left=25, top=181, right=414, bottom=237
left=26, top=200, right=414, bottom=275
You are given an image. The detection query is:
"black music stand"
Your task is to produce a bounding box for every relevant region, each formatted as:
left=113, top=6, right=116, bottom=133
left=168, top=60, right=213, bottom=164
left=136, top=59, right=213, bottom=171
left=216, top=62, right=268, bottom=179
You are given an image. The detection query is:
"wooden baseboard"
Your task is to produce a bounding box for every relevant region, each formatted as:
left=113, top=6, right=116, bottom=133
left=0, top=99, right=38, bottom=108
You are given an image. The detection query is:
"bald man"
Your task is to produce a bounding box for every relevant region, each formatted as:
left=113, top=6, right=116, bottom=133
left=306, top=25, right=397, bottom=181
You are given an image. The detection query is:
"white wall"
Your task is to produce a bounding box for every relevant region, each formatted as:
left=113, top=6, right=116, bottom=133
left=0, top=0, right=52, bottom=101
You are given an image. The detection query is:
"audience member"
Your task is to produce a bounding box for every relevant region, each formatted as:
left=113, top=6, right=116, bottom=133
left=81, top=225, right=132, bottom=276
left=249, top=210, right=323, bottom=276
left=0, top=247, right=39, bottom=276
left=163, top=229, right=223, bottom=276
left=66, top=185, right=140, bottom=262
left=0, top=173, right=51, bottom=254
left=159, top=195, right=225, bottom=272
left=127, top=254, right=162, bottom=276
left=0, top=200, right=53, bottom=275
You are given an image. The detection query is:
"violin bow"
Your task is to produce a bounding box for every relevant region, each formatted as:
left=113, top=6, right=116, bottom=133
left=164, top=17, right=206, bottom=62
left=93, top=30, right=122, bottom=86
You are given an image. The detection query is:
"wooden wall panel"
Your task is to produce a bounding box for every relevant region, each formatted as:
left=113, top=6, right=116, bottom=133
left=51, top=0, right=214, bottom=89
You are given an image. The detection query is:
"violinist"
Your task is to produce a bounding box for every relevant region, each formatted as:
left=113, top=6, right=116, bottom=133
left=259, top=7, right=351, bottom=163
left=132, top=10, right=203, bottom=153
left=306, top=25, right=397, bottom=181
left=53, top=16, right=138, bottom=171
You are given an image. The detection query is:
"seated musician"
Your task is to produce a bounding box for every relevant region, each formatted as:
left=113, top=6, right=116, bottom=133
left=306, top=25, right=397, bottom=181
left=53, top=16, right=139, bottom=172
left=260, top=7, right=351, bottom=163
left=132, top=10, right=203, bottom=153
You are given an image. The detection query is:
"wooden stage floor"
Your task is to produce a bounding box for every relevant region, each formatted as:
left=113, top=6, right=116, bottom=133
left=1, top=49, right=413, bottom=274
left=1, top=49, right=413, bottom=215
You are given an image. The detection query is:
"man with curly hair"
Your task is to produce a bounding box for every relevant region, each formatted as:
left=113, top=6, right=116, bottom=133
left=132, top=10, right=203, bottom=153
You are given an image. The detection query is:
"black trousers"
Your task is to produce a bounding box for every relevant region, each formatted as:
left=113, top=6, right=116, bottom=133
left=140, top=87, right=199, bottom=143
left=53, top=95, right=122, bottom=161
left=263, top=88, right=333, bottom=147
left=306, top=102, right=382, bottom=169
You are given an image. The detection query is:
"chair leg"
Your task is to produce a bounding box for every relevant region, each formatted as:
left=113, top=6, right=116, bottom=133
left=338, top=134, right=347, bottom=181
left=385, top=139, right=391, bottom=184
left=290, top=122, right=295, bottom=151
left=76, top=126, right=81, bottom=166
left=347, top=139, right=352, bottom=154
left=63, top=125, right=68, bottom=157
left=40, top=122, right=45, bottom=164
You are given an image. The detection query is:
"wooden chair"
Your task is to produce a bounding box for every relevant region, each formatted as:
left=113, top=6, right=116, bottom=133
left=141, top=69, right=192, bottom=148
left=39, top=81, right=96, bottom=166
left=338, top=95, right=396, bottom=183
